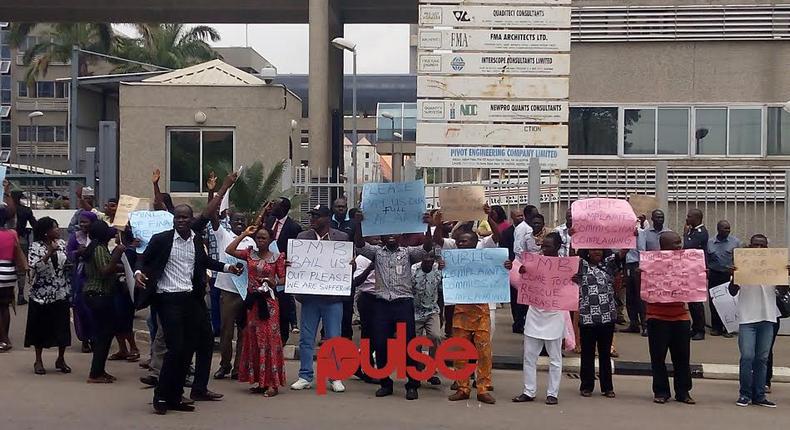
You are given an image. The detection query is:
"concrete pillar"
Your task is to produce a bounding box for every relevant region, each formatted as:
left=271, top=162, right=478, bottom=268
left=528, top=158, right=541, bottom=207
left=409, top=24, right=418, bottom=74
left=308, top=0, right=343, bottom=174
left=655, top=161, right=669, bottom=211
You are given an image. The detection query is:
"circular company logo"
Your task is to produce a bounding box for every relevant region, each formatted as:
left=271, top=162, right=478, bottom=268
left=450, top=56, right=465, bottom=71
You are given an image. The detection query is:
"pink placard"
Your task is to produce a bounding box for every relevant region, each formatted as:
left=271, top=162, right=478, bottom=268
left=571, top=198, right=637, bottom=249
left=640, top=249, right=708, bottom=303
left=517, top=253, right=580, bottom=311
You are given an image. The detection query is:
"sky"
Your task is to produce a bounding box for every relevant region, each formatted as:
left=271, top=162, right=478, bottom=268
left=200, top=24, right=411, bottom=75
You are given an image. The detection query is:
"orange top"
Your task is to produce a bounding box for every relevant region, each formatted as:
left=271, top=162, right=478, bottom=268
left=646, top=302, right=690, bottom=321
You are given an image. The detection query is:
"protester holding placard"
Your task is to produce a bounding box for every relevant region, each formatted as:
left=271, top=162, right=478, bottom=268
left=683, top=209, right=709, bottom=341
left=264, top=197, right=303, bottom=343
left=411, top=253, right=443, bottom=387
left=354, top=210, right=434, bottom=401
left=225, top=225, right=286, bottom=397
left=573, top=248, right=624, bottom=398
left=289, top=205, right=349, bottom=394
left=211, top=212, right=257, bottom=381
left=729, top=234, right=782, bottom=408
left=513, top=232, right=566, bottom=406
left=528, top=214, right=548, bottom=253
left=707, top=220, right=741, bottom=338
left=645, top=231, right=695, bottom=405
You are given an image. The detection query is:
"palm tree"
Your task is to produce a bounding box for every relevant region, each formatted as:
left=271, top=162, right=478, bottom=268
left=111, top=24, right=221, bottom=73
left=8, top=23, right=115, bottom=84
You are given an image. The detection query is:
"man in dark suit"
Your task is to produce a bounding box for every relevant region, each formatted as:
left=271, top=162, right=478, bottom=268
left=683, top=208, right=709, bottom=341
left=500, top=208, right=528, bottom=333
left=264, top=197, right=303, bottom=342
left=135, top=175, right=242, bottom=415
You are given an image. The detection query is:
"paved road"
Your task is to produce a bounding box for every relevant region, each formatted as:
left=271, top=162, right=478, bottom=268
left=1, top=338, right=786, bottom=430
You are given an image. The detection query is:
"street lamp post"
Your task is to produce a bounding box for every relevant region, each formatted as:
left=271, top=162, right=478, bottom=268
left=27, top=111, right=44, bottom=167
left=331, top=37, right=358, bottom=202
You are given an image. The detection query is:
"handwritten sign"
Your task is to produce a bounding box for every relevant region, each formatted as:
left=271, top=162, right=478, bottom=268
left=640, top=250, right=708, bottom=303
left=221, top=253, right=248, bottom=300
left=571, top=198, right=636, bottom=249
left=0, top=166, right=7, bottom=186
left=517, top=253, right=580, bottom=311
left=361, top=180, right=427, bottom=237
left=629, top=194, right=660, bottom=218
left=734, top=248, right=789, bottom=286
left=442, top=248, right=510, bottom=304
left=113, top=194, right=141, bottom=228
left=438, top=186, right=485, bottom=222
left=129, top=210, right=174, bottom=254
left=121, top=253, right=136, bottom=302
left=710, top=282, right=740, bottom=333
left=285, top=239, right=353, bottom=296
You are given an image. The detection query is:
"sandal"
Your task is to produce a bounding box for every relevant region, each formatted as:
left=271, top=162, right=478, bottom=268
left=107, top=352, right=128, bottom=361
left=55, top=359, right=72, bottom=374
left=126, top=351, right=141, bottom=362
left=102, top=372, right=117, bottom=382
left=654, top=396, right=669, bottom=404
left=250, top=386, right=268, bottom=394
left=264, top=388, right=278, bottom=398
left=0, top=342, right=11, bottom=352
left=34, top=362, right=46, bottom=375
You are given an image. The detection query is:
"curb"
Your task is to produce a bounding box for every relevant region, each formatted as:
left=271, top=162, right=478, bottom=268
left=133, top=329, right=789, bottom=382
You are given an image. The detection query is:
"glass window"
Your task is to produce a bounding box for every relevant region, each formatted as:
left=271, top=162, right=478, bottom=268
left=169, top=130, right=201, bottom=193
left=568, top=107, right=618, bottom=155
left=624, top=109, right=656, bottom=155
left=0, top=120, right=8, bottom=134
left=0, top=46, right=9, bottom=61
left=657, top=108, right=689, bottom=155
left=18, top=125, right=32, bottom=142
left=55, top=126, right=67, bottom=142
left=37, top=126, right=55, bottom=142
left=767, top=107, right=790, bottom=155
left=36, top=81, right=54, bottom=98
left=695, top=108, right=727, bottom=155
left=18, top=81, right=28, bottom=97
left=55, top=82, right=69, bottom=98
left=1, top=135, right=9, bottom=149
left=729, top=109, right=761, bottom=155
left=169, top=129, right=234, bottom=193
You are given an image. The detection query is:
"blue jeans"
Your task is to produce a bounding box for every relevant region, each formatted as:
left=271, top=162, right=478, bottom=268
left=298, top=298, right=343, bottom=381
left=738, top=321, right=774, bottom=401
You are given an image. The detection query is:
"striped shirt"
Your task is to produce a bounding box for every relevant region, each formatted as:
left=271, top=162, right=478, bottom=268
left=158, top=232, right=196, bottom=294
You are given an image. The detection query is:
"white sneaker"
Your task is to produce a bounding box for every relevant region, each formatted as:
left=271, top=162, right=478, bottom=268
left=290, top=378, right=312, bottom=390
left=330, top=380, right=346, bottom=393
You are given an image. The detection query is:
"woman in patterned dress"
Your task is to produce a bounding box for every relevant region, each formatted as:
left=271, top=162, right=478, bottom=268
left=225, top=225, right=286, bottom=397
left=25, top=217, right=72, bottom=375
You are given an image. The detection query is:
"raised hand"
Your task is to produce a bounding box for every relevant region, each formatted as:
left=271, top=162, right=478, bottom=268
left=206, top=171, right=218, bottom=192
left=152, top=169, right=161, bottom=185
left=243, top=225, right=257, bottom=237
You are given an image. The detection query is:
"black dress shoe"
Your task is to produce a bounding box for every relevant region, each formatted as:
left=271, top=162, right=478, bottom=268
left=512, top=393, right=535, bottom=403
left=375, top=386, right=393, bottom=397
left=427, top=376, right=441, bottom=386
left=140, top=375, right=158, bottom=387
left=190, top=390, right=224, bottom=401
left=691, top=332, right=705, bottom=341
left=213, top=368, right=230, bottom=379
left=168, top=402, right=196, bottom=412
left=405, top=387, right=419, bottom=400
left=153, top=401, right=168, bottom=415
left=181, top=396, right=195, bottom=406
left=620, top=326, right=640, bottom=333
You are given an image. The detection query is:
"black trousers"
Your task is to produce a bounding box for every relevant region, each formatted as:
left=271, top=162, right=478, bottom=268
left=510, top=286, right=527, bottom=333
left=357, top=291, right=377, bottom=370
left=85, top=294, right=115, bottom=379
left=707, top=271, right=731, bottom=333
left=152, top=292, right=213, bottom=405
left=579, top=323, right=615, bottom=393
left=372, top=297, right=420, bottom=390
left=647, top=319, right=692, bottom=400
left=766, top=320, right=781, bottom=386
left=276, top=290, right=295, bottom=344
left=625, top=263, right=645, bottom=328
left=688, top=302, right=706, bottom=335
left=341, top=285, right=357, bottom=339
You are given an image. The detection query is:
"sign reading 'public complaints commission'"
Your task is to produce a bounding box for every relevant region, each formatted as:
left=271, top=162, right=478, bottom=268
left=418, top=100, right=568, bottom=123
left=417, top=123, right=567, bottom=147
left=418, top=53, right=570, bottom=76
left=640, top=250, right=708, bottom=303
left=285, top=239, right=353, bottom=296
left=419, top=6, right=571, bottom=28
left=418, top=76, right=568, bottom=99
left=570, top=198, right=637, bottom=249
left=416, top=146, right=568, bottom=169
left=419, top=29, right=570, bottom=52
left=442, top=248, right=510, bottom=304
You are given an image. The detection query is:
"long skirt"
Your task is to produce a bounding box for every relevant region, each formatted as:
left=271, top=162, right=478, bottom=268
left=238, top=297, right=286, bottom=388
left=25, top=299, right=72, bottom=348
left=71, top=270, right=94, bottom=342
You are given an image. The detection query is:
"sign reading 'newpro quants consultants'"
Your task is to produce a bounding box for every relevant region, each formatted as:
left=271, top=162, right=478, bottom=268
left=418, top=99, right=568, bottom=122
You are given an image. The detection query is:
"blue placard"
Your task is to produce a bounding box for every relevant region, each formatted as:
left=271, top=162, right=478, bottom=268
left=221, top=253, right=249, bottom=300
left=442, top=248, right=510, bottom=304
left=361, top=180, right=426, bottom=237
left=129, top=210, right=174, bottom=253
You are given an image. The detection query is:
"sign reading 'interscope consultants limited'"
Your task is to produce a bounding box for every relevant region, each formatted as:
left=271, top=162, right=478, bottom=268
left=418, top=52, right=570, bottom=76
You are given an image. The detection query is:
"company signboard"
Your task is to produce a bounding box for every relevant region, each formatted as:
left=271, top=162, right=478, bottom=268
left=418, top=29, right=570, bottom=52
left=416, top=146, right=568, bottom=169
left=417, top=123, right=568, bottom=146
left=419, top=5, right=571, bottom=28
left=418, top=99, right=568, bottom=122
left=418, top=76, right=569, bottom=99
left=418, top=52, right=570, bottom=76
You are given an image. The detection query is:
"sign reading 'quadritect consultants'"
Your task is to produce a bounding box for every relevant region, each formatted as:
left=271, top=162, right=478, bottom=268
left=416, top=0, right=570, bottom=170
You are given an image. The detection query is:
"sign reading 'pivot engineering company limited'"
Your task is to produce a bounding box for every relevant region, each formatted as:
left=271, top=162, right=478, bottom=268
left=416, top=0, right=570, bottom=170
